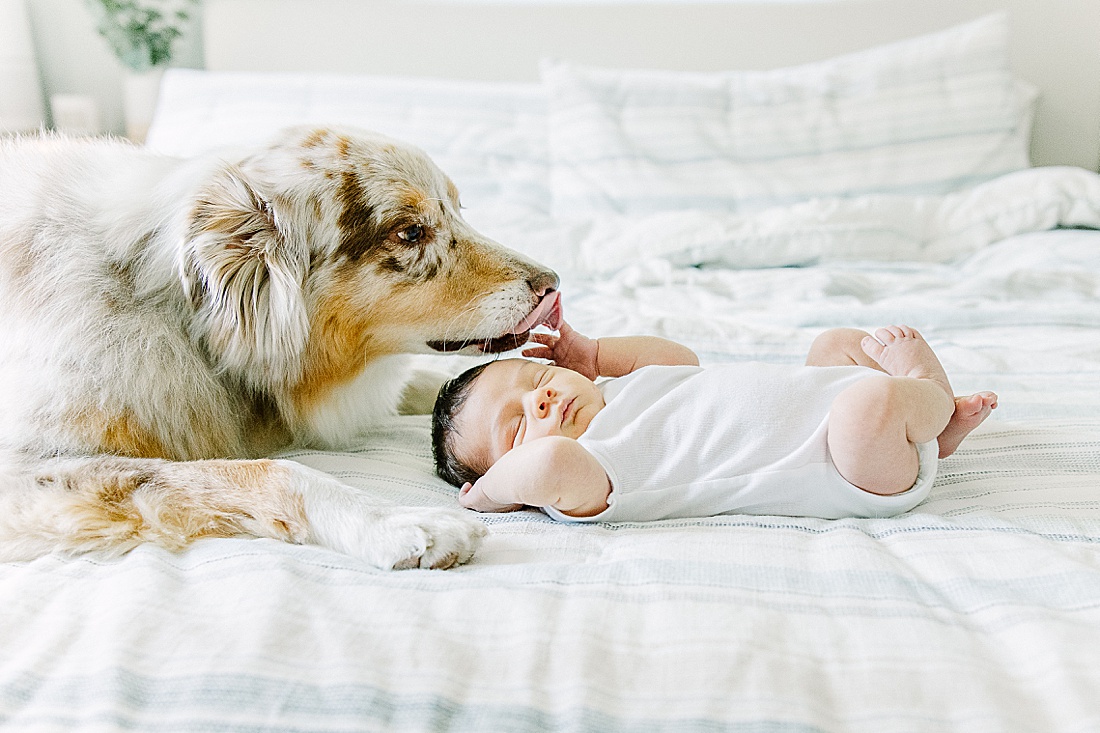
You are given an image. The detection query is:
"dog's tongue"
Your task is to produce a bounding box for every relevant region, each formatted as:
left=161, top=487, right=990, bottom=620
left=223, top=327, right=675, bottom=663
left=510, top=290, right=562, bottom=334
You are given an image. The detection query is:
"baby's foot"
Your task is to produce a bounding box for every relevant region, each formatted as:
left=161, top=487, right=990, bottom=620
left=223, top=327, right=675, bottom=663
left=861, top=326, right=953, bottom=400
left=938, top=392, right=998, bottom=458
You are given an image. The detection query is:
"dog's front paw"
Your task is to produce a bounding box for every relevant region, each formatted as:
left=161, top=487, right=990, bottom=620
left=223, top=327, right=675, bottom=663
left=279, top=460, right=487, bottom=570
left=370, top=507, right=487, bottom=570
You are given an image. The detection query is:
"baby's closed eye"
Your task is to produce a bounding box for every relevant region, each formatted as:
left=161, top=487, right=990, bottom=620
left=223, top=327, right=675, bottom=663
left=510, top=415, right=525, bottom=449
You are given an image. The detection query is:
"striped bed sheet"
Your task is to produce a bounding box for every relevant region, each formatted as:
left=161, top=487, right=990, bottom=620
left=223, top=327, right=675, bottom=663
left=3, top=226, right=1100, bottom=732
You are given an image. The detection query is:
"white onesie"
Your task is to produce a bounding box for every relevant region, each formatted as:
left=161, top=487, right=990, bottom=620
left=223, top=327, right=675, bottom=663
left=544, top=363, right=938, bottom=523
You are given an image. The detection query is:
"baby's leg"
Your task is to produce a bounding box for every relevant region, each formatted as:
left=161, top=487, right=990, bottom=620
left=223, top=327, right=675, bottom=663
left=811, top=327, right=998, bottom=459
left=827, top=327, right=955, bottom=495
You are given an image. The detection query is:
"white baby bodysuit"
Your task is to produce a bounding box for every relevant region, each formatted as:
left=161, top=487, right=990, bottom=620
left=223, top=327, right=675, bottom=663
left=544, top=363, right=938, bottom=523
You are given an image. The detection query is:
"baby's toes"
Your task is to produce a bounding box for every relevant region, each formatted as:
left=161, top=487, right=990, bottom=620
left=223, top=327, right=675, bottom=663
left=899, top=325, right=924, bottom=340
left=875, top=325, right=908, bottom=343
left=861, top=334, right=886, bottom=363
left=955, top=394, right=985, bottom=417
left=955, top=392, right=998, bottom=421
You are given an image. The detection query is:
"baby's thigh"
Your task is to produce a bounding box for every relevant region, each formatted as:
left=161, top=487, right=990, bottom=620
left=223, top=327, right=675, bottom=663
left=827, top=376, right=920, bottom=495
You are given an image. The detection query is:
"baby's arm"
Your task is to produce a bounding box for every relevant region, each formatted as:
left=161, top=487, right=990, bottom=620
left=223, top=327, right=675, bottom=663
left=593, top=334, right=700, bottom=376
left=458, top=436, right=611, bottom=517
left=525, top=321, right=698, bottom=379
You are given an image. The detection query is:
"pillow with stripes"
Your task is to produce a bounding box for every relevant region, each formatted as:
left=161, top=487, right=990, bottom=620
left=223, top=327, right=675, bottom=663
left=543, top=13, right=1036, bottom=219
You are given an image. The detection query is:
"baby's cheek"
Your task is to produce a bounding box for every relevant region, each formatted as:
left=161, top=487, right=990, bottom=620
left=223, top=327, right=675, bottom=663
left=574, top=405, right=601, bottom=438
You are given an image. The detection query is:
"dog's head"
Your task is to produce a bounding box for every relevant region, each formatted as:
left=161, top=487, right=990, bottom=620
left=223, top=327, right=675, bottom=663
left=181, top=126, right=558, bottom=397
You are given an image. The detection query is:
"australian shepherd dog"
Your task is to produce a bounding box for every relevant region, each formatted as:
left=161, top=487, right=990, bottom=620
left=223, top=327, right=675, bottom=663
left=0, top=127, right=560, bottom=569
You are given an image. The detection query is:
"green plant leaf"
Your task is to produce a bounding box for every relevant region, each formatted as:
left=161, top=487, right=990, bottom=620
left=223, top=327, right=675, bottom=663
left=86, top=0, right=198, bottom=71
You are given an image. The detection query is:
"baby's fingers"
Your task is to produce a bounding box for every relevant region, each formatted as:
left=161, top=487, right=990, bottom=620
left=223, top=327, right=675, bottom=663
left=524, top=332, right=559, bottom=360
left=528, top=332, right=558, bottom=346
left=458, top=482, right=476, bottom=507
left=522, top=346, right=554, bottom=360
left=458, top=481, right=517, bottom=513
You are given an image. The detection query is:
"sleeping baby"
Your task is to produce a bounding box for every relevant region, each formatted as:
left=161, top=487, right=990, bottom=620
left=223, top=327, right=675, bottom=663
left=431, top=321, right=997, bottom=522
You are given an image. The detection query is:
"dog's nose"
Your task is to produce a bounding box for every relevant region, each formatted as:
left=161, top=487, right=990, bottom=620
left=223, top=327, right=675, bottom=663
left=528, top=270, right=559, bottom=297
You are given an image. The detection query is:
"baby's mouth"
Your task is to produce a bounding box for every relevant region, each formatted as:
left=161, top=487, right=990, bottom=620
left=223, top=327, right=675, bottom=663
left=561, top=397, right=576, bottom=425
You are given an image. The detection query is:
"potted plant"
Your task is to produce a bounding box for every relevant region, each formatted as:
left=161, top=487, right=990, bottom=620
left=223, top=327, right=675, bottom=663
left=86, top=0, right=198, bottom=140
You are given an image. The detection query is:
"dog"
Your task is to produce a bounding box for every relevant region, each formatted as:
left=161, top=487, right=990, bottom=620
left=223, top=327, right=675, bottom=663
left=0, top=127, right=560, bottom=570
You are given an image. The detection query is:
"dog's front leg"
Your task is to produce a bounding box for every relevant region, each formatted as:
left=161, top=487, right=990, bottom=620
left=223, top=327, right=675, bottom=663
left=275, top=459, right=487, bottom=569
left=0, top=456, right=486, bottom=569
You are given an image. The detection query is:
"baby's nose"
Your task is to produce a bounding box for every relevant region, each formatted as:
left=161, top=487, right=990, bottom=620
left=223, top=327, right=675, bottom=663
left=535, top=388, right=556, bottom=417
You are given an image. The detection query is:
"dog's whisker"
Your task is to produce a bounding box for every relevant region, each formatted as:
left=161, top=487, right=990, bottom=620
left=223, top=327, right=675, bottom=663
left=438, top=290, right=506, bottom=352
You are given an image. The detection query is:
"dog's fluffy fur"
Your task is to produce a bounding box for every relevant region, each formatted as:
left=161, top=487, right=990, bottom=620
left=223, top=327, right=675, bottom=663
left=0, top=128, right=560, bottom=569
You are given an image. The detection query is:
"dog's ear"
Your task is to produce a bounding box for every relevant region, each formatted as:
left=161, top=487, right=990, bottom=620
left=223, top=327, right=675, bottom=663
left=182, top=164, right=309, bottom=385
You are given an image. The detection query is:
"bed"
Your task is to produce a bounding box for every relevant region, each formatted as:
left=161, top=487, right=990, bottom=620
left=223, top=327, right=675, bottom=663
left=4, top=1, right=1100, bottom=731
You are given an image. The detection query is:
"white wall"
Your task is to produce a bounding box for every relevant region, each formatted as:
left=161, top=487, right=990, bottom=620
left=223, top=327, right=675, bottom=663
left=25, top=0, right=203, bottom=135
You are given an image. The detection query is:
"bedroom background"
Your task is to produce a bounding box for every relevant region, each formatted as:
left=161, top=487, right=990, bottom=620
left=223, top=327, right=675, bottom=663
left=11, top=0, right=203, bottom=137
left=11, top=0, right=1100, bottom=172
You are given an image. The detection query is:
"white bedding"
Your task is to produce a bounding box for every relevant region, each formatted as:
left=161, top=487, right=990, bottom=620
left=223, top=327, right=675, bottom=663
left=5, top=19, right=1100, bottom=733
left=4, top=211, right=1099, bottom=733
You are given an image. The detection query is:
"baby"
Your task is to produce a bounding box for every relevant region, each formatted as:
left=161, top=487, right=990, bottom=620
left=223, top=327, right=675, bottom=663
left=431, top=323, right=997, bottom=522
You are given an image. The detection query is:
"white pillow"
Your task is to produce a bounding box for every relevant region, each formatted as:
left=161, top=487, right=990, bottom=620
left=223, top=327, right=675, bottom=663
left=146, top=69, right=551, bottom=216
left=543, top=13, right=1037, bottom=219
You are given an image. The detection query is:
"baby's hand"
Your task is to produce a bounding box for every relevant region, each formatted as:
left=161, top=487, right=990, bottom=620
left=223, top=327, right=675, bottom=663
left=523, top=321, right=600, bottom=379
left=458, top=481, right=525, bottom=514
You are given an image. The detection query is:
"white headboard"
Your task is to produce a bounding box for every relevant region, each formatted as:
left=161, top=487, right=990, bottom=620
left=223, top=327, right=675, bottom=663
left=202, top=0, right=1100, bottom=171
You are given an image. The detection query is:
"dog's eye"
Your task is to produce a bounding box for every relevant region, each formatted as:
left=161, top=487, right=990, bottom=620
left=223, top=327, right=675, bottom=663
left=397, top=224, right=425, bottom=244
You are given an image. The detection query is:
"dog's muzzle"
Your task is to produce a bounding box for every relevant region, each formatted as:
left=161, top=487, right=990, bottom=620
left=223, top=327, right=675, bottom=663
left=427, top=290, right=562, bottom=354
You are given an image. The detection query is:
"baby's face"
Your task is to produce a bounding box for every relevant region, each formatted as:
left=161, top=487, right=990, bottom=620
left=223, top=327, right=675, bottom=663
left=454, top=359, right=606, bottom=476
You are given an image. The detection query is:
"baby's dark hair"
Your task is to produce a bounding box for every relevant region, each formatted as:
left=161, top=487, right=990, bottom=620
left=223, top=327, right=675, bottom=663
left=432, top=361, right=492, bottom=487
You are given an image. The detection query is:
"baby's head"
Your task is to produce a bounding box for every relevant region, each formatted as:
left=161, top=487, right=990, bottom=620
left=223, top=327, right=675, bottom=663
left=432, top=361, right=492, bottom=487
left=432, top=358, right=606, bottom=487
